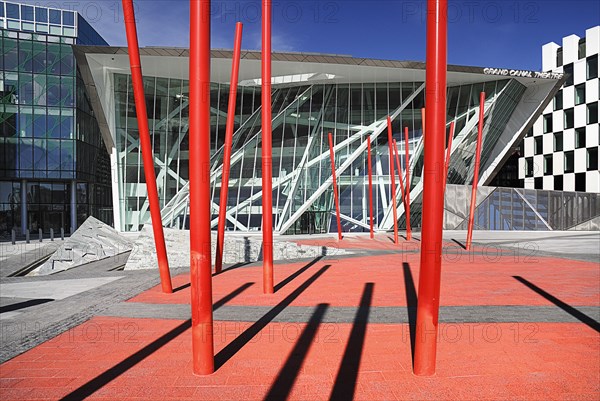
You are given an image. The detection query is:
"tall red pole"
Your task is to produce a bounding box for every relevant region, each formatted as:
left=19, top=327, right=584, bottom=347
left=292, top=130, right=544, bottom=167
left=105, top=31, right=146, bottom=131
left=386, top=116, right=399, bottom=244
left=403, top=126, right=412, bottom=241
left=443, top=121, right=455, bottom=194
left=392, top=140, right=407, bottom=214
left=414, top=0, right=447, bottom=376
left=189, top=0, right=214, bottom=375
left=261, top=0, right=274, bottom=294
left=367, top=137, right=374, bottom=239
left=215, top=22, right=243, bottom=274
left=466, top=92, right=485, bottom=251
left=122, top=0, right=172, bottom=294
left=328, top=133, right=343, bottom=240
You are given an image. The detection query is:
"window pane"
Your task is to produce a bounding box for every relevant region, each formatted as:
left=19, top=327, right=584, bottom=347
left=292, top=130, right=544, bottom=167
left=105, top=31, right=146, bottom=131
left=47, top=109, right=61, bottom=138
left=22, top=5, right=34, bottom=21
left=47, top=139, right=61, bottom=171
left=588, top=102, right=598, bottom=124
left=554, top=132, right=563, bottom=151
left=33, top=74, right=46, bottom=106
left=32, top=41, right=46, bottom=73
left=60, top=45, right=74, bottom=76
left=6, top=3, right=20, bottom=19
left=563, top=108, right=574, bottom=129
left=49, top=9, right=61, bottom=24
left=553, top=91, right=562, bottom=110
left=19, top=109, right=34, bottom=137
left=575, top=84, right=585, bottom=105
left=19, top=139, right=33, bottom=170
left=47, top=43, right=61, bottom=75
left=33, top=139, right=47, bottom=171
left=19, top=40, right=33, bottom=72
left=63, top=11, right=75, bottom=26
left=3, top=38, right=19, bottom=71
left=564, top=64, right=573, bottom=86
left=45, top=76, right=61, bottom=106
left=35, top=7, right=48, bottom=23
left=33, top=111, right=46, bottom=138
left=61, top=76, right=74, bottom=107
left=587, top=55, right=598, bottom=80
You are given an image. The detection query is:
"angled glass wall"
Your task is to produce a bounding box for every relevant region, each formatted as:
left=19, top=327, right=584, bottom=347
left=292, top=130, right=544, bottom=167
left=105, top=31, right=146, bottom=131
left=110, top=72, right=535, bottom=234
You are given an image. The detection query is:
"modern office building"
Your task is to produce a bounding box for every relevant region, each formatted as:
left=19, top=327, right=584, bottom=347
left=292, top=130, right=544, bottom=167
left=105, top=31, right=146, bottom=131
left=0, top=1, right=112, bottom=238
left=73, top=43, right=597, bottom=234
left=520, top=26, right=599, bottom=193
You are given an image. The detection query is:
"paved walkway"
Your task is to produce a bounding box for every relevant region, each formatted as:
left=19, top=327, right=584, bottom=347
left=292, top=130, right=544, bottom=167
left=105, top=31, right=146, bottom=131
left=0, top=233, right=598, bottom=400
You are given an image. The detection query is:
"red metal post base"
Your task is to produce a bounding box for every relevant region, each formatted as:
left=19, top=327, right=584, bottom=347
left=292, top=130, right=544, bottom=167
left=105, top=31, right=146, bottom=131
left=189, top=0, right=215, bottom=375
left=215, top=22, right=243, bottom=274
left=122, top=0, right=172, bottom=294
left=414, top=0, right=448, bottom=376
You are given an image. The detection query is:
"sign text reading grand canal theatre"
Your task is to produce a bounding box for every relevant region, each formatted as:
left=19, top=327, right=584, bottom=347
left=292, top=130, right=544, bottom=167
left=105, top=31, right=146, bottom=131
left=483, top=68, right=564, bottom=80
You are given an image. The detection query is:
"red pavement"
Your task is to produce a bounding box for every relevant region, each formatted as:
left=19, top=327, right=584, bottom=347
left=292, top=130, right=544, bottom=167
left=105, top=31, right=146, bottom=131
left=0, top=318, right=597, bottom=400
left=129, top=253, right=599, bottom=308
left=1, top=235, right=599, bottom=400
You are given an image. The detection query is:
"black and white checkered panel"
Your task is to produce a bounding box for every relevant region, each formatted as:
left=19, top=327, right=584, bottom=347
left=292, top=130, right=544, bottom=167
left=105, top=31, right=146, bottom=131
left=520, top=26, right=599, bottom=193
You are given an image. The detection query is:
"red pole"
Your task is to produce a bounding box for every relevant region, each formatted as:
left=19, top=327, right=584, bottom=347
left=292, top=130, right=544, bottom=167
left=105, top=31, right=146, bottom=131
left=328, top=133, right=343, bottom=240
left=261, top=0, right=274, bottom=294
left=215, top=22, right=243, bottom=274
left=122, top=0, right=172, bottom=294
left=367, top=137, right=374, bottom=239
left=404, top=126, right=412, bottom=241
left=414, top=0, right=447, bottom=376
left=386, top=116, right=399, bottom=244
left=189, top=0, right=214, bottom=375
left=466, top=92, right=485, bottom=251
left=443, top=121, right=455, bottom=194
left=392, top=139, right=407, bottom=214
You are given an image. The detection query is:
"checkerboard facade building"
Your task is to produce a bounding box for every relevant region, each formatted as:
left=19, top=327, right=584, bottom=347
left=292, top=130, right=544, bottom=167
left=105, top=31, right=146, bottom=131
left=520, top=26, right=599, bottom=193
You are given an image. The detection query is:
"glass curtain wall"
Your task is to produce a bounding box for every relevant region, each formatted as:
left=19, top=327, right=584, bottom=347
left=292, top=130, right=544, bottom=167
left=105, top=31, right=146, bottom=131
left=0, top=27, right=110, bottom=236
left=113, top=73, right=528, bottom=234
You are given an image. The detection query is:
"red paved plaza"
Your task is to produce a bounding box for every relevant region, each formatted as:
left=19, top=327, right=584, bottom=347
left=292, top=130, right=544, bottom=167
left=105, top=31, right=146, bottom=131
left=1, top=235, right=598, bottom=400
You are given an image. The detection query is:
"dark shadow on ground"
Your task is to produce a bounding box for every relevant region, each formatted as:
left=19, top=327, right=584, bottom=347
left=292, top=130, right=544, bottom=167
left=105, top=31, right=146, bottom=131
left=451, top=238, right=467, bottom=250
left=263, top=303, right=329, bottom=401
left=213, top=283, right=254, bottom=310
left=0, top=298, right=53, bottom=314
left=513, top=276, right=600, bottom=332
left=401, top=235, right=421, bottom=242
left=215, top=265, right=331, bottom=370
left=213, top=261, right=253, bottom=277
left=329, top=282, right=374, bottom=401
left=274, top=256, right=323, bottom=293
left=402, top=262, right=417, bottom=364
left=172, top=283, right=190, bottom=293
left=58, top=282, right=254, bottom=401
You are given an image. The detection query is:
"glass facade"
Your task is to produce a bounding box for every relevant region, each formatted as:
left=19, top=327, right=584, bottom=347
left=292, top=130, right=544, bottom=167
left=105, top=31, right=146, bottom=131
left=444, top=184, right=600, bottom=231
left=110, top=68, right=530, bottom=234
left=0, top=2, right=110, bottom=237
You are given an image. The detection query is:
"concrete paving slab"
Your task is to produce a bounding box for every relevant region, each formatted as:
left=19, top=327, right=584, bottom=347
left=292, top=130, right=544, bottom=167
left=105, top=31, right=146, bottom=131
left=0, top=276, right=123, bottom=300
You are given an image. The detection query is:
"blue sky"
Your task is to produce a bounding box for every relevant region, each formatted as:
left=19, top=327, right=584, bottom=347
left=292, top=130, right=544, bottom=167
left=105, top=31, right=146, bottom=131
left=17, top=1, right=600, bottom=70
